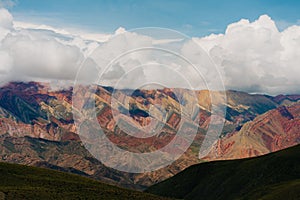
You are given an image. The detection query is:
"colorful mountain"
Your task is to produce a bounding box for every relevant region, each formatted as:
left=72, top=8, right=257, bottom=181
left=0, top=81, right=300, bottom=189
left=205, top=102, right=300, bottom=160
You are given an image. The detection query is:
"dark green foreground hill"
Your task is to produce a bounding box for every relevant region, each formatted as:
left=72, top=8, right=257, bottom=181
left=147, top=144, right=300, bottom=200
left=0, top=162, right=169, bottom=200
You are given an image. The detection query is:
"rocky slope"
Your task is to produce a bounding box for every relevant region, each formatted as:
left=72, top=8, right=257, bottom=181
left=0, top=82, right=300, bottom=188
left=205, top=102, right=300, bottom=160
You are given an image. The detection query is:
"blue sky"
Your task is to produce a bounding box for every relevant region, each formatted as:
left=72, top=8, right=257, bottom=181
left=7, top=0, right=300, bottom=36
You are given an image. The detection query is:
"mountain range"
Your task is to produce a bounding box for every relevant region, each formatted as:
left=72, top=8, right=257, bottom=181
left=0, top=81, right=299, bottom=189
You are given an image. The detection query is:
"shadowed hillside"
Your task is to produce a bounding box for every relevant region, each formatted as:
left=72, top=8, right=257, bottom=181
left=0, top=162, right=171, bottom=200
left=147, top=144, right=300, bottom=200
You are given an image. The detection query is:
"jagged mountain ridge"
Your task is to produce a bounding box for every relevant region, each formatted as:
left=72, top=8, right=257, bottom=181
left=0, top=81, right=300, bottom=188
left=205, top=102, right=300, bottom=161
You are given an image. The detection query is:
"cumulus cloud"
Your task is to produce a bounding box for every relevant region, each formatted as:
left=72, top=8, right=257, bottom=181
left=2, top=33, right=83, bottom=80
left=0, top=8, right=300, bottom=94
left=85, top=29, right=210, bottom=90
left=0, top=8, right=12, bottom=39
left=90, top=15, right=300, bottom=94
left=0, top=9, right=112, bottom=87
left=13, top=21, right=112, bottom=43
left=195, top=15, right=300, bottom=94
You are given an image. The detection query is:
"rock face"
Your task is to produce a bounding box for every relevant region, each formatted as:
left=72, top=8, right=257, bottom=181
left=0, top=135, right=141, bottom=189
left=205, top=103, right=300, bottom=160
left=0, top=82, right=75, bottom=141
left=0, top=81, right=300, bottom=188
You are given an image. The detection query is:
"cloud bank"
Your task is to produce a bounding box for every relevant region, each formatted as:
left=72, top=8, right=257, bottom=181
left=0, top=8, right=112, bottom=86
left=196, top=15, right=300, bottom=94
left=0, top=8, right=300, bottom=94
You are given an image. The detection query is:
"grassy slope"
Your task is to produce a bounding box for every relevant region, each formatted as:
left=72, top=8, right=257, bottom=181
left=147, top=144, right=300, bottom=200
left=0, top=162, right=170, bottom=200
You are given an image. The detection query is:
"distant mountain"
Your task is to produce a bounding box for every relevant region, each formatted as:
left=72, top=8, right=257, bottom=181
left=0, top=82, right=300, bottom=188
left=0, top=136, right=142, bottom=189
left=147, top=144, right=300, bottom=200
left=0, top=162, right=169, bottom=200
left=205, top=102, right=300, bottom=161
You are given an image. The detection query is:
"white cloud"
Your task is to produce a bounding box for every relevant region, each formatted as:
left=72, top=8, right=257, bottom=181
left=0, top=9, right=300, bottom=94
left=195, top=15, right=300, bottom=94
left=0, top=8, right=12, bottom=40
left=0, top=8, right=12, bottom=28
left=2, top=34, right=83, bottom=80
left=0, top=9, right=113, bottom=88
left=13, top=21, right=112, bottom=43
left=0, top=10, right=85, bottom=85
left=76, top=15, right=300, bottom=94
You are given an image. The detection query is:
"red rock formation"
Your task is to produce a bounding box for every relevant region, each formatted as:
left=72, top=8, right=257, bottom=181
left=1, top=81, right=300, bottom=188
left=205, top=103, right=300, bottom=161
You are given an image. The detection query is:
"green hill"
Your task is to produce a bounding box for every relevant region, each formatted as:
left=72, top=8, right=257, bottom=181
left=147, top=144, right=300, bottom=200
left=0, top=162, right=169, bottom=200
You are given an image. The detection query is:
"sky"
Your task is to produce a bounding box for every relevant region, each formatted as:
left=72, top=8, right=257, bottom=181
left=6, top=0, right=300, bottom=36
left=0, top=0, right=300, bottom=95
